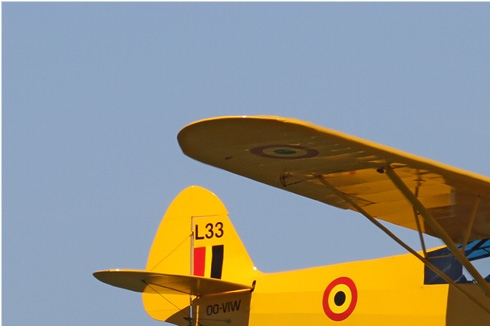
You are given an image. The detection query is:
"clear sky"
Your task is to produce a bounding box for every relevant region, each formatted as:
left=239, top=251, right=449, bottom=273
left=3, top=3, right=490, bottom=326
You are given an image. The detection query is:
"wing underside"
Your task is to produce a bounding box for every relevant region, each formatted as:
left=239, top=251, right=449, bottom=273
left=178, top=116, right=490, bottom=244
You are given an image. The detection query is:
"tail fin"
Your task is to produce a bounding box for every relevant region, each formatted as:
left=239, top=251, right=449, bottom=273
left=142, top=185, right=259, bottom=324
left=94, top=186, right=259, bottom=325
left=146, top=185, right=257, bottom=281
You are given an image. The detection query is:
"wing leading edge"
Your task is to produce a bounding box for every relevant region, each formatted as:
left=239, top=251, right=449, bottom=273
left=178, top=116, right=490, bottom=244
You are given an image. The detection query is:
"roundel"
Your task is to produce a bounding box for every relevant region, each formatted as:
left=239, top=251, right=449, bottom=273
left=250, top=144, right=319, bottom=159
left=322, top=277, right=358, bottom=321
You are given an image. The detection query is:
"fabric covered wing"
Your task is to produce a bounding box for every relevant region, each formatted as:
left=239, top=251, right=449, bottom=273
left=178, top=116, right=490, bottom=244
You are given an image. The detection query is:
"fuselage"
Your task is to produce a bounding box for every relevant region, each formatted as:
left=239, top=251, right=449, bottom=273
left=95, top=186, right=490, bottom=325
left=197, top=251, right=490, bottom=325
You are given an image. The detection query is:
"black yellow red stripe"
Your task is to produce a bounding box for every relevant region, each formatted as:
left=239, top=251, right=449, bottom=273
left=193, top=245, right=224, bottom=279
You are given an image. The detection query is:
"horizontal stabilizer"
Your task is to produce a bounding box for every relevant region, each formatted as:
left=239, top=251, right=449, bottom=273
left=93, top=269, right=253, bottom=296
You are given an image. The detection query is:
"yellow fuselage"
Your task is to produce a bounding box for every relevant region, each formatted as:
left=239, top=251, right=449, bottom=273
left=96, top=186, right=490, bottom=325
left=198, top=252, right=490, bottom=326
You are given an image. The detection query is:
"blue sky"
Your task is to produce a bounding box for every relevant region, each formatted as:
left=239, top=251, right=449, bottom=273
left=3, top=3, right=490, bottom=325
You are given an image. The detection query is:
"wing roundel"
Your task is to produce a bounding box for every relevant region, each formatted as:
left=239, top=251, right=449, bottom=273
left=178, top=115, right=490, bottom=244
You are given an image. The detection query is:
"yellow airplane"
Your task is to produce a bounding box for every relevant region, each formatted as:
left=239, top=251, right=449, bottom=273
left=94, top=116, right=490, bottom=325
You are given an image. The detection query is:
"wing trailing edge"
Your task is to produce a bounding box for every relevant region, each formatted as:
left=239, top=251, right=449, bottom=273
left=178, top=115, right=490, bottom=243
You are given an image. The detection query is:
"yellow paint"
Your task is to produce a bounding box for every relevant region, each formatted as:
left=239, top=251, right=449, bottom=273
left=95, top=186, right=490, bottom=325
left=94, top=116, right=490, bottom=325
left=178, top=116, right=490, bottom=243
left=327, top=284, right=351, bottom=314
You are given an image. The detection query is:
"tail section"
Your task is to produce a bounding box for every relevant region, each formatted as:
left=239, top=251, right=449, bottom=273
left=145, top=185, right=257, bottom=282
left=94, top=186, right=260, bottom=326
left=143, top=186, right=259, bottom=324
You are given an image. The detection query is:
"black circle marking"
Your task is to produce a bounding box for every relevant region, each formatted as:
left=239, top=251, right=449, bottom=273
left=274, top=149, right=297, bottom=155
left=250, top=144, right=319, bottom=160
left=334, top=291, right=346, bottom=306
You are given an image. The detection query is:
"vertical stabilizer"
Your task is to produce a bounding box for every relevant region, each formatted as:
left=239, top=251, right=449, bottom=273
left=142, top=185, right=259, bottom=324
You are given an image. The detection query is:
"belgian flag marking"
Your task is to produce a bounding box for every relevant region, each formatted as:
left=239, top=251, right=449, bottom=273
left=322, top=277, right=357, bottom=321
left=193, top=245, right=224, bottom=279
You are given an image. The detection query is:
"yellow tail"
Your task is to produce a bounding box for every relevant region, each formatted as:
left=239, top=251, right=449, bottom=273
left=142, top=185, right=259, bottom=324
left=94, top=186, right=259, bottom=325
left=146, top=185, right=257, bottom=280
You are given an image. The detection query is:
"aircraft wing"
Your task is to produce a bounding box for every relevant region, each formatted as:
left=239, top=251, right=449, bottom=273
left=178, top=116, right=490, bottom=244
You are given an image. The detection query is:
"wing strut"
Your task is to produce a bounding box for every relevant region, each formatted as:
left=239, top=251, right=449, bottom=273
left=383, top=166, right=490, bottom=297
left=412, top=179, right=428, bottom=257
left=316, top=174, right=490, bottom=315
left=461, top=196, right=481, bottom=253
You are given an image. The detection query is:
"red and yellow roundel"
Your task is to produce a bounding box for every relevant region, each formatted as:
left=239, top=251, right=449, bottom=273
left=250, top=144, right=319, bottom=159
left=322, top=277, right=358, bottom=321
